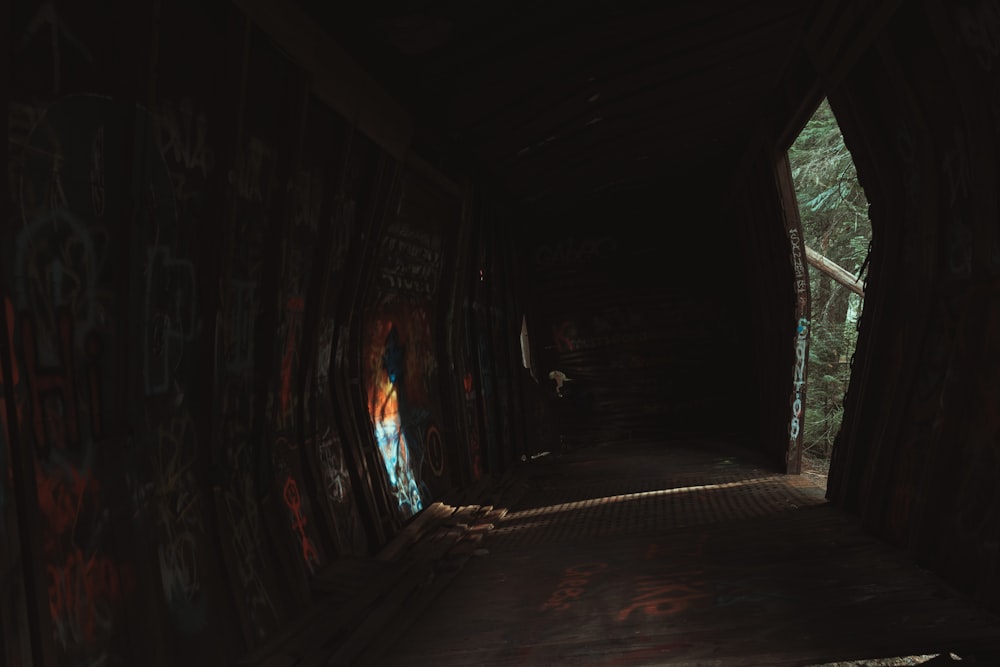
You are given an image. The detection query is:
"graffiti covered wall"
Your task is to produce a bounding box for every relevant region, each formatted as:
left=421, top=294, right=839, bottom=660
left=2, top=1, right=517, bottom=665
left=7, top=91, right=137, bottom=667
left=362, top=169, right=460, bottom=519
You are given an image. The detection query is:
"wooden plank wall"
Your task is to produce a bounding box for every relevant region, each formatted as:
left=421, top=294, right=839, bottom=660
left=827, top=0, right=1000, bottom=614
left=520, top=183, right=759, bottom=453
left=0, top=0, right=525, bottom=665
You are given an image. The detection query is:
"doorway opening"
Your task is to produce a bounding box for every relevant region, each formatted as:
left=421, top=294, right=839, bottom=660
left=788, top=98, right=872, bottom=488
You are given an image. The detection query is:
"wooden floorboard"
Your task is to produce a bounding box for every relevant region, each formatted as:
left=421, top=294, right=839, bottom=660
left=363, top=439, right=1000, bottom=666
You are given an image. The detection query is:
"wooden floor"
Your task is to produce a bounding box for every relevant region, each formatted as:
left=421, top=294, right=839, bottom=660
left=357, top=439, right=1000, bottom=666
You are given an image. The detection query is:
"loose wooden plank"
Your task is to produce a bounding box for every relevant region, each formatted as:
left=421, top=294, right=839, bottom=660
left=375, top=502, right=457, bottom=562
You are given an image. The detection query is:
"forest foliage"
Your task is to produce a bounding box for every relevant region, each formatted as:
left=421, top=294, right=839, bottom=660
left=788, top=99, right=872, bottom=459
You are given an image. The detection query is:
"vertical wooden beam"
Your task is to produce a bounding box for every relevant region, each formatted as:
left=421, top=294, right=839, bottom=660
left=775, top=152, right=811, bottom=476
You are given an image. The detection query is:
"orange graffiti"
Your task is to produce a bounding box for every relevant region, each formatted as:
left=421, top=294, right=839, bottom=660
left=541, top=562, right=607, bottom=612
left=616, top=576, right=708, bottom=622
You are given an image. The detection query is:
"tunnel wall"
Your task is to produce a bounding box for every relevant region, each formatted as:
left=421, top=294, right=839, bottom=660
left=828, top=0, right=1000, bottom=613
left=520, top=184, right=758, bottom=451
left=0, top=1, right=527, bottom=665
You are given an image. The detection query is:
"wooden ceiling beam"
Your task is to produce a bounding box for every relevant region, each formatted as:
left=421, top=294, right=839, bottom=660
left=234, top=0, right=414, bottom=160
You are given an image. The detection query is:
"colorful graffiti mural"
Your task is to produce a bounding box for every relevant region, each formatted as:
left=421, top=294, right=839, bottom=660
left=368, top=321, right=427, bottom=517
left=2, top=3, right=522, bottom=663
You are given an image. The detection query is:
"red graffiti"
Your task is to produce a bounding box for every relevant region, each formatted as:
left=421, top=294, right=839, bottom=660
left=47, top=548, right=128, bottom=648
left=463, top=372, right=473, bottom=394
left=282, top=476, right=319, bottom=568
left=35, top=463, right=133, bottom=649
left=551, top=321, right=579, bottom=353
left=36, top=464, right=100, bottom=548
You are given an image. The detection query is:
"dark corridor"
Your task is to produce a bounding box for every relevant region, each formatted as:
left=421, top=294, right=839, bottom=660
left=4, top=1, right=1000, bottom=665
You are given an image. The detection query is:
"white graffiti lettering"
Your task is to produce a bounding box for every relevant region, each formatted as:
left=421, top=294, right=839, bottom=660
left=144, top=247, right=199, bottom=395
left=227, top=138, right=271, bottom=203
left=157, top=98, right=214, bottom=177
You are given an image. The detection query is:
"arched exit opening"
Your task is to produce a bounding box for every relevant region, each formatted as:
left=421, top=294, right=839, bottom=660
left=788, top=98, right=872, bottom=488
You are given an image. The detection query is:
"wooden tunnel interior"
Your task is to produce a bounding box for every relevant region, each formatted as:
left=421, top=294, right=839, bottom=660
left=3, top=0, right=1000, bottom=664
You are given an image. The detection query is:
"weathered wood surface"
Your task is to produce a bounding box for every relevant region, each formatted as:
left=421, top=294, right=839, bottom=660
left=367, top=440, right=1000, bottom=666
left=805, top=246, right=865, bottom=297
left=237, top=502, right=505, bottom=666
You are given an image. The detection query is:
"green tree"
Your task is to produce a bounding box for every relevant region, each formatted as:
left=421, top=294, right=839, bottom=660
left=788, top=99, right=872, bottom=459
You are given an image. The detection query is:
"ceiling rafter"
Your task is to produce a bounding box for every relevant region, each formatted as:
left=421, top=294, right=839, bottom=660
left=293, top=0, right=847, bottom=214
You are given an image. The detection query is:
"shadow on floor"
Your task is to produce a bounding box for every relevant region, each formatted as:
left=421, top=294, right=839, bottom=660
left=362, top=439, right=1000, bottom=666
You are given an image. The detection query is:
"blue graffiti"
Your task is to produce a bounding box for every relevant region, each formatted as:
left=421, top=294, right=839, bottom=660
left=383, top=326, right=405, bottom=385
left=374, top=417, right=423, bottom=516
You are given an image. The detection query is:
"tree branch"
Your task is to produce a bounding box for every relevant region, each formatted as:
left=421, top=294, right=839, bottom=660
left=805, top=246, right=865, bottom=297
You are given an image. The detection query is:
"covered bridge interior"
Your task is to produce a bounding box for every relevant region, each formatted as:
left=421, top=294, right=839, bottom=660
left=4, top=0, right=1000, bottom=664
